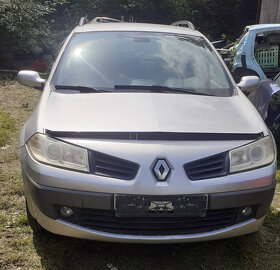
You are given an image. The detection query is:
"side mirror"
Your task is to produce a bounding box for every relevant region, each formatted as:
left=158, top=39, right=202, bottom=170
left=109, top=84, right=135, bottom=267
left=17, top=70, right=46, bottom=90
left=237, top=76, right=260, bottom=92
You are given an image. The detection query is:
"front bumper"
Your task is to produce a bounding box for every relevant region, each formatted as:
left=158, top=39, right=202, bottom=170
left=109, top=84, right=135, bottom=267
left=25, top=174, right=275, bottom=243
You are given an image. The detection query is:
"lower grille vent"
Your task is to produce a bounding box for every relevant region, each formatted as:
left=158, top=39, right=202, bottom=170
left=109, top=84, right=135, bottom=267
left=78, top=208, right=238, bottom=236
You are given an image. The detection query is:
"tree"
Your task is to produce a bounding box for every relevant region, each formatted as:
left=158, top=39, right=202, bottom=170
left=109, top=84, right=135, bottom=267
left=172, top=0, right=239, bottom=40
left=0, top=0, right=65, bottom=69
left=0, top=0, right=243, bottom=69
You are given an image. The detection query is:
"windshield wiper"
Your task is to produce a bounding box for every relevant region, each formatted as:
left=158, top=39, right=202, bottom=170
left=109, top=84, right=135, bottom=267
left=114, top=85, right=215, bottom=96
left=54, top=85, right=109, bottom=93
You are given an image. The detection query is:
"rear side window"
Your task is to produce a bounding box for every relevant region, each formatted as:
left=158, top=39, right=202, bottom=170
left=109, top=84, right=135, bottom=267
left=52, top=31, right=233, bottom=96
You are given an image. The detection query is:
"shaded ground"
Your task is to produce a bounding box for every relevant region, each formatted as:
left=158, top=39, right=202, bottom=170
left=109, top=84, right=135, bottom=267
left=0, top=82, right=279, bottom=270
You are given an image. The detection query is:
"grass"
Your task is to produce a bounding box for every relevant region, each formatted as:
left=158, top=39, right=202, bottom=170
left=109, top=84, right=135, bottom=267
left=0, top=108, right=15, bottom=147
left=0, top=82, right=280, bottom=270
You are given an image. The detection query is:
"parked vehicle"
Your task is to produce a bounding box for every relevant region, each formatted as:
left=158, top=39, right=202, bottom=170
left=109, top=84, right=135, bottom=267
left=219, top=24, right=280, bottom=82
left=246, top=78, right=280, bottom=132
left=217, top=24, right=280, bottom=132
left=18, top=18, right=276, bottom=243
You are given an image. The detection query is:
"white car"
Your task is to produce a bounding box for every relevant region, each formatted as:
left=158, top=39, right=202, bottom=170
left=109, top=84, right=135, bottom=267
left=18, top=17, right=276, bottom=243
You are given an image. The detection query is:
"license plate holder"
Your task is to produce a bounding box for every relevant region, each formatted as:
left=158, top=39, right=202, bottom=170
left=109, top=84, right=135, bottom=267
left=114, top=194, right=208, bottom=217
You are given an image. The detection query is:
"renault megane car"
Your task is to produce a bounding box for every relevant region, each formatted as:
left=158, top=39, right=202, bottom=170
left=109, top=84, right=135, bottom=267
left=18, top=17, right=277, bottom=243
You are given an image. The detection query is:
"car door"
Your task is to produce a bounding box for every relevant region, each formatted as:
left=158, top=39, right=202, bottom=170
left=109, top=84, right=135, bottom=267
left=247, top=76, right=280, bottom=131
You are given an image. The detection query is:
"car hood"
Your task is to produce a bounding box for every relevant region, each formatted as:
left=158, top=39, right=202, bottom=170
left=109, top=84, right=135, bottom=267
left=44, top=91, right=265, bottom=135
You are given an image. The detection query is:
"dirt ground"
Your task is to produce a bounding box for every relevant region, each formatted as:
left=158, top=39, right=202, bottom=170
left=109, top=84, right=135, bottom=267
left=0, top=82, right=280, bottom=270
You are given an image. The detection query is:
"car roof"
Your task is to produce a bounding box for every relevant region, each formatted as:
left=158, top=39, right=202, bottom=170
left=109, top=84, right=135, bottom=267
left=74, top=22, right=202, bottom=37
left=246, top=24, right=280, bottom=31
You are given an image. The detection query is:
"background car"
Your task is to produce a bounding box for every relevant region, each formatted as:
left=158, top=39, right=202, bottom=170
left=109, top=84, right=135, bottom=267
left=217, top=24, right=280, bottom=132
left=218, top=24, right=280, bottom=81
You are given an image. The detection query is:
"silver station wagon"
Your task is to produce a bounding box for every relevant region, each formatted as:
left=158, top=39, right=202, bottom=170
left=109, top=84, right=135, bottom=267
left=18, top=17, right=277, bottom=243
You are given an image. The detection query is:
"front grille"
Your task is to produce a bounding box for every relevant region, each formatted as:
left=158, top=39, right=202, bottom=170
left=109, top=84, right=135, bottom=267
left=78, top=208, right=238, bottom=236
left=184, top=152, right=229, bottom=180
left=88, top=151, right=139, bottom=180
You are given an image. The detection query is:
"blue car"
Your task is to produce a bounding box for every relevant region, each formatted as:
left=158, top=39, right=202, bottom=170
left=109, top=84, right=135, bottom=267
left=219, top=24, right=280, bottom=131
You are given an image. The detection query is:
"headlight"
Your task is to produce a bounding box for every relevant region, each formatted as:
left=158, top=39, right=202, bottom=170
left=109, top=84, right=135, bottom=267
left=229, top=136, right=275, bottom=173
left=26, top=133, right=89, bottom=172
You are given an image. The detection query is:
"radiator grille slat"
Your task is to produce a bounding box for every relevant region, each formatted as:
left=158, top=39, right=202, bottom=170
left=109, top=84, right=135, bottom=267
left=95, top=157, right=137, bottom=172
left=89, top=151, right=139, bottom=180
left=95, top=165, right=134, bottom=176
left=80, top=213, right=235, bottom=224
left=188, top=159, right=225, bottom=170
left=189, top=164, right=225, bottom=174
left=78, top=208, right=238, bottom=236
left=184, top=152, right=229, bottom=180
left=81, top=218, right=233, bottom=229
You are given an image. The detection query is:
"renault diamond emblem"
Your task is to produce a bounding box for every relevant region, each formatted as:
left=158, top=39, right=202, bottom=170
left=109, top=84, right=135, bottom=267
left=153, top=159, right=171, bottom=181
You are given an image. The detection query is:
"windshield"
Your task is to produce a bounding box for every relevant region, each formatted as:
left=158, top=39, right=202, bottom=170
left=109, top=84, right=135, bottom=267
left=52, top=31, right=233, bottom=96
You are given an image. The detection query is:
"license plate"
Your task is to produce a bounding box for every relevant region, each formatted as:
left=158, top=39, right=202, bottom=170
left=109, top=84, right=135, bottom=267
left=114, top=194, right=208, bottom=217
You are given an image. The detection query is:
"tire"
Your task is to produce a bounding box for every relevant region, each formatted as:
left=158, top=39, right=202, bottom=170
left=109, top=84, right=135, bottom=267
left=25, top=200, right=45, bottom=234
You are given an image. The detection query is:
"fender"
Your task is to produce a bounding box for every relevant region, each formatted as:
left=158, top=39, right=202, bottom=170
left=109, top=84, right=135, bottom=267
left=247, top=80, right=280, bottom=130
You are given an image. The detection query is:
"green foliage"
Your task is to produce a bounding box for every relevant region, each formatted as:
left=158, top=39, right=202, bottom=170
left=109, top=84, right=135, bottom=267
left=172, top=0, right=239, bottom=39
left=118, top=0, right=177, bottom=23
left=53, top=0, right=239, bottom=39
left=1, top=1, right=52, bottom=40
left=0, top=0, right=241, bottom=69
left=15, top=215, right=29, bottom=227
left=0, top=0, right=65, bottom=69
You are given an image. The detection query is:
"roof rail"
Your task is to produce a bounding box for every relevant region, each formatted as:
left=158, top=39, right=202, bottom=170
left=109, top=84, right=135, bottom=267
left=171, top=20, right=195, bottom=30
left=79, top=16, right=89, bottom=26
left=91, top=17, right=121, bottom=23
